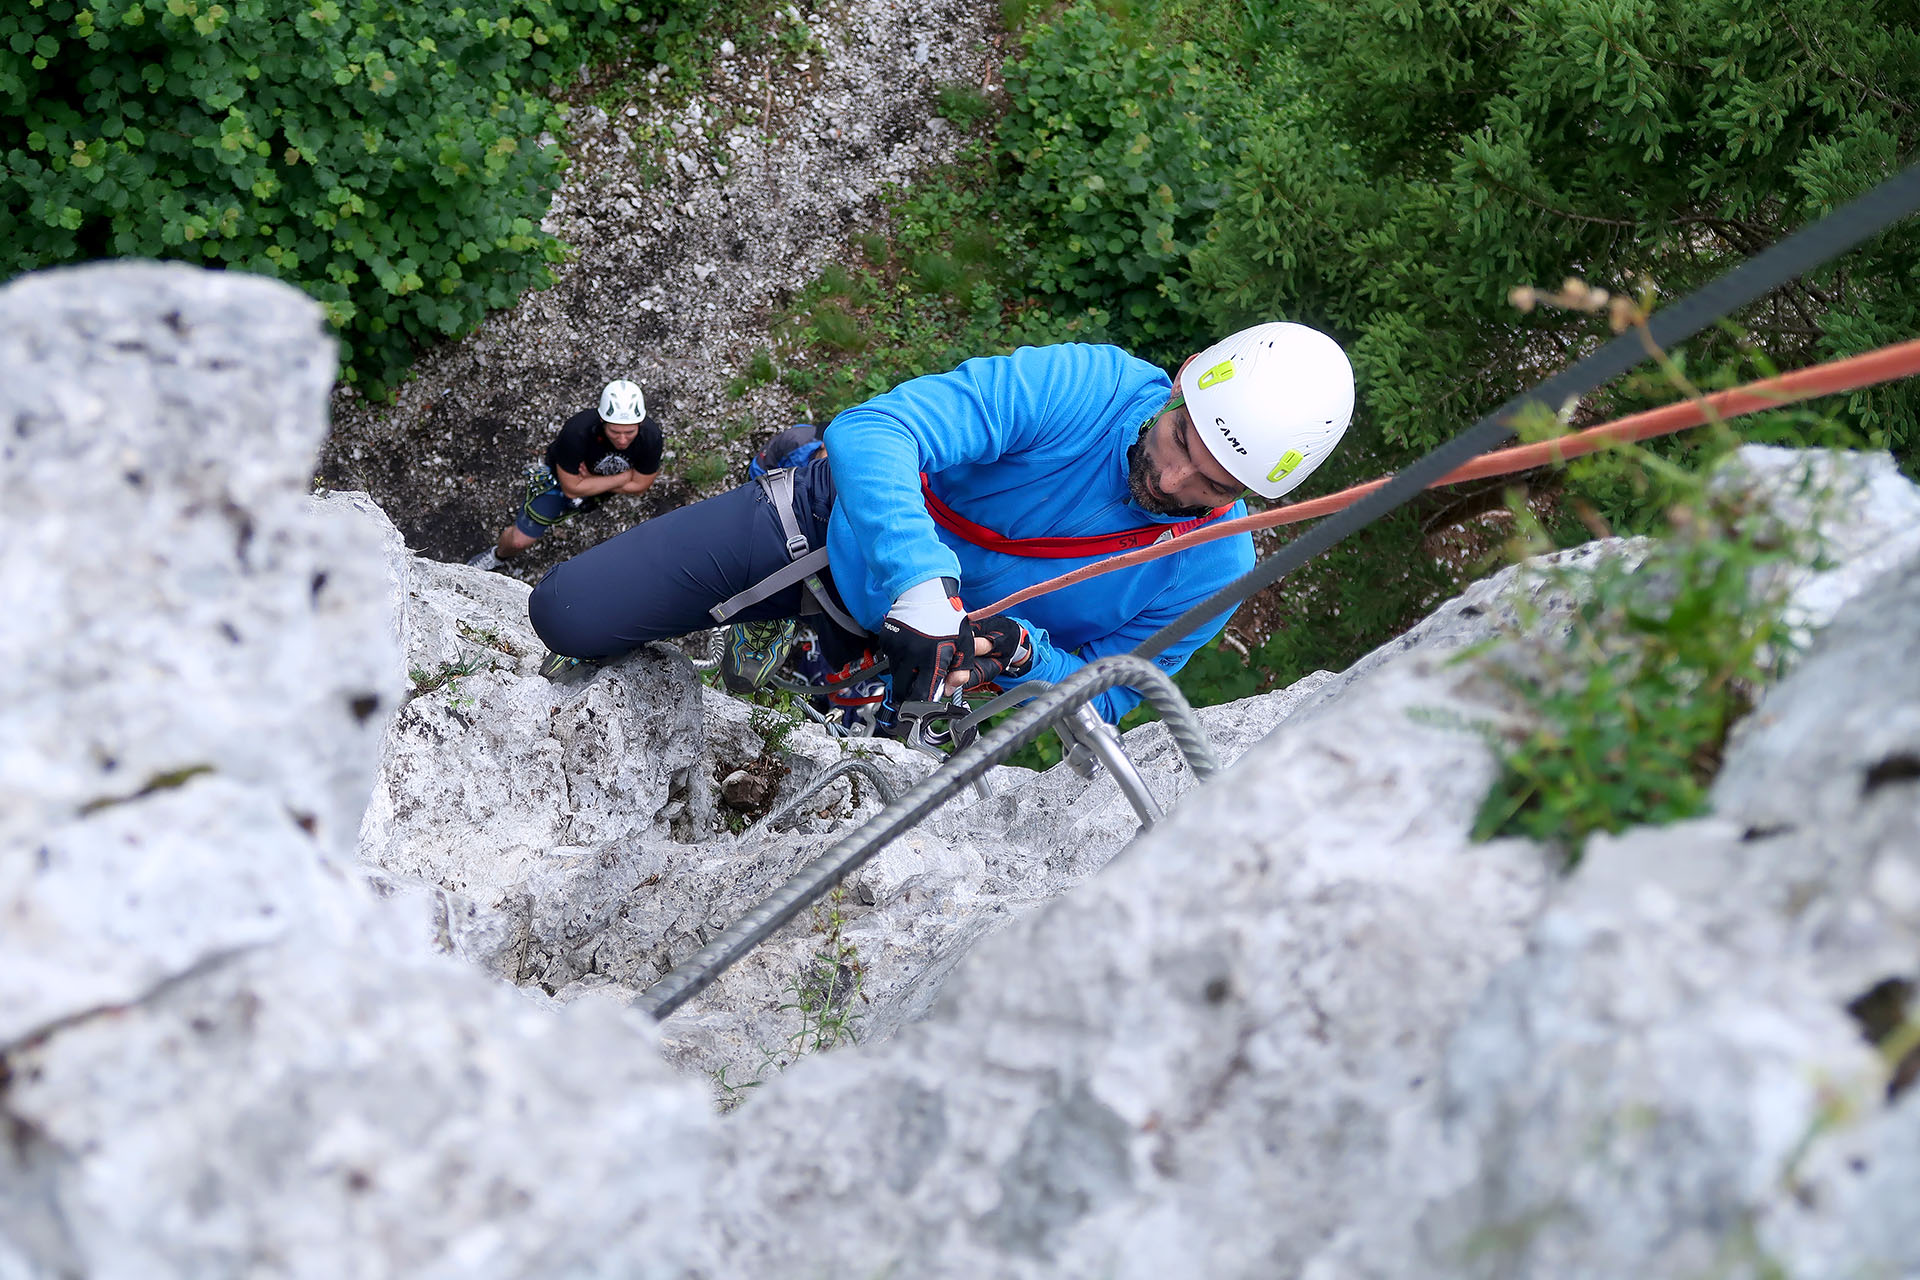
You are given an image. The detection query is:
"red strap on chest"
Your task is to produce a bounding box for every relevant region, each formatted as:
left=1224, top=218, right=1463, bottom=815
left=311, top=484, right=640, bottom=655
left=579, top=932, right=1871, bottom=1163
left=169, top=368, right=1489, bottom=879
left=920, top=474, right=1226, bottom=559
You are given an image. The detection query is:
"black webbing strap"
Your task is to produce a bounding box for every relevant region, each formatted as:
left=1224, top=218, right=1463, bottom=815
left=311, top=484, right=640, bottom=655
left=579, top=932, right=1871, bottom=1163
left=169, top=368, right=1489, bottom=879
left=1133, top=161, right=1920, bottom=663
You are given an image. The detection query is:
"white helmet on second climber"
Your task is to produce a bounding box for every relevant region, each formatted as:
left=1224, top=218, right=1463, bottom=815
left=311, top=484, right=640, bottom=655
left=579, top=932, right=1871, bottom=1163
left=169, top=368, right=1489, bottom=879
left=1178, top=322, right=1353, bottom=500
left=598, top=378, right=647, bottom=425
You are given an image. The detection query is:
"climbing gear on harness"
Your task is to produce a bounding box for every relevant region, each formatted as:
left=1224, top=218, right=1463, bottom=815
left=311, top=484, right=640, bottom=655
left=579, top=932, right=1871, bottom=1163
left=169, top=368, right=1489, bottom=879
left=520, top=462, right=597, bottom=529
left=876, top=686, right=972, bottom=756
left=598, top=379, right=647, bottom=425
left=707, top=467, right=863, bottom=636
left=720, top=617, right=799, bottom=693
left=921, top=474, right=1228, bottom=557
left=524, top=461, right=557, bottom=505
left=1179, top=322, right=1353, bottom=500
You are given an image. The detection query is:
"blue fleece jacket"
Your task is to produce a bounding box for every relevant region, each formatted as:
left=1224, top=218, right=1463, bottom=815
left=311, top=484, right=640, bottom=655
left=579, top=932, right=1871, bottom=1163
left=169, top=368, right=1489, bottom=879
left=824, top=342, right=1254, bottom=723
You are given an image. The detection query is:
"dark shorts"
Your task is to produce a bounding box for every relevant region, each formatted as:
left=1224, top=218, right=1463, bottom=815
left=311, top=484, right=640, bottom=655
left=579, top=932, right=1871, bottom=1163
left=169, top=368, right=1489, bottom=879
left=528, top=458, right=866, bottom=664
left=512, top=466, right=598, bottom=540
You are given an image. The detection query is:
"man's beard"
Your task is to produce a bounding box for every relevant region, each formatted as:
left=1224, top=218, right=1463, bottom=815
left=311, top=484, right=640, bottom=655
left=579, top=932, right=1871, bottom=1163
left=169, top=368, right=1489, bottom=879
left=1126, top=423, right=1215, bottom=519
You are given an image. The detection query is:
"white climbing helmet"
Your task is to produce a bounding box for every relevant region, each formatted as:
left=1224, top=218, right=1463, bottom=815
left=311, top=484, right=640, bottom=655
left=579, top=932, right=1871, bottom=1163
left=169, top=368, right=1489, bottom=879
left=598, top=379, right=647, bottom=425
left=1177, top=322, right=1354, bottom=500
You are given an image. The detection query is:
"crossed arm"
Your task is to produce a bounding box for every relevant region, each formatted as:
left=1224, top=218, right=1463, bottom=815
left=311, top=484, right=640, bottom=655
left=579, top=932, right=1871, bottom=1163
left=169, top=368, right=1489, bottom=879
left=555, top=465, right=658, bottom=499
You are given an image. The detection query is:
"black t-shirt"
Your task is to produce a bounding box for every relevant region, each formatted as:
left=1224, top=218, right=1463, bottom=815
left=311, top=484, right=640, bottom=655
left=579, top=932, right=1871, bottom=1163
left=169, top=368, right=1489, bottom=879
left=544, top=407, right=663, bottom=477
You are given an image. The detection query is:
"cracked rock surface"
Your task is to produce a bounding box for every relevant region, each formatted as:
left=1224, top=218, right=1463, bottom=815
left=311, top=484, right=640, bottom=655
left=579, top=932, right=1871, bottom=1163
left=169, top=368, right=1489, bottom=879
left=1, top=263, right=718, bottom=1279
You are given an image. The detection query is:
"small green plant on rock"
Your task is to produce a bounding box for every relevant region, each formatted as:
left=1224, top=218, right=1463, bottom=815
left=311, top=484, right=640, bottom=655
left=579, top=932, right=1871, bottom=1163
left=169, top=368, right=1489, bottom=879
left=1469, top=283, right=1837, bottom=865
left=779, top=887, right=867, bottom=1056
left=408, top=651, right=495, bottom=695
left=408, top=651, right=497, bottom=712
left=707, top=887, right=867, bottom=1112
left=747, top=700, right=803, bottom=753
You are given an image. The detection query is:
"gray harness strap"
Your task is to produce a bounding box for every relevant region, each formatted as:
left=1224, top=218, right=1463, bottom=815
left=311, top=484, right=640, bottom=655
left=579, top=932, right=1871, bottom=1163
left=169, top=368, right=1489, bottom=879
left=709, top=468, right=864, bottom=636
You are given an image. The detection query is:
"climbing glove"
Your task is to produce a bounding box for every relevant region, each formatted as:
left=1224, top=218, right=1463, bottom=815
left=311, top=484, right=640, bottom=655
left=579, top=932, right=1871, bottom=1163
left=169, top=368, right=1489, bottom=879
left=967, top=613, right=1034, bottom=686
left=878, top=577, right=977, bottom=708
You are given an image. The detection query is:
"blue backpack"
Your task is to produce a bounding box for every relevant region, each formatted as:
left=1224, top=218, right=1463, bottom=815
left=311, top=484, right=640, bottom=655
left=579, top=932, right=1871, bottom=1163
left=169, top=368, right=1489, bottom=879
left=747, top=423, right=826, bottom=479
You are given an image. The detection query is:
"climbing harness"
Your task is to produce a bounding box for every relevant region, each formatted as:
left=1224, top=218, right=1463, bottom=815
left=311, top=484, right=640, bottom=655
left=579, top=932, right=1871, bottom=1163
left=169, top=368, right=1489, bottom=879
left=708, top=466, right=866, bottom=637
left=638, top=161, right=1920, bottom=1021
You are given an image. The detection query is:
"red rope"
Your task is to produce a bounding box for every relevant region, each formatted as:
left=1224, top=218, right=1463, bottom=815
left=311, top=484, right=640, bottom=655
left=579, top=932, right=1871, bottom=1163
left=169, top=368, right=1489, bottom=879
left=969, top=337, right=1920, bottom=621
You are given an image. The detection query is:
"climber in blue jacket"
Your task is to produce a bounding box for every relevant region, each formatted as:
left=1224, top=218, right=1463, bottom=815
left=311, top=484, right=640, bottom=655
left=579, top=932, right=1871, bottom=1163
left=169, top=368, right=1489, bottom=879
left=528, top=323, right=1355, bottom=725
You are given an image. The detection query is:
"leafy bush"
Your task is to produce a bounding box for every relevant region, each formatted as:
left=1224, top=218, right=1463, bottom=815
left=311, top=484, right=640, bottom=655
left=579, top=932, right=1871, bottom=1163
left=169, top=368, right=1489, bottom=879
left=1187, top=0, right=1920, bottom=463
left=997, top=0, right=1243, bottom=350
left=0, top=0, right=683, bottom=394
left=1470, top=466, right=1810, bottom=862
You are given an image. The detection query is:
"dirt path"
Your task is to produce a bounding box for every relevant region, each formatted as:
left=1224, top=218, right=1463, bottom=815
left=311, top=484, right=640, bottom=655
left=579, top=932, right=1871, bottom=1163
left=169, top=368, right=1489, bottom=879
left=317, top=0, right=1002, bottom=579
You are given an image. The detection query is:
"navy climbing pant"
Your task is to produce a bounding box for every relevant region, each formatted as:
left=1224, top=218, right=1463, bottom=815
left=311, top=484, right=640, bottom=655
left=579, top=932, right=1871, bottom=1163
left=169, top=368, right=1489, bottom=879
left=528, top=457, right=865, bottom=663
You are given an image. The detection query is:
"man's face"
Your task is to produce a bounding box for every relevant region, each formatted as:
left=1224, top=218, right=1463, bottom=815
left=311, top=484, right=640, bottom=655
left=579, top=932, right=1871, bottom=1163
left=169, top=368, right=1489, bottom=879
left=601, top=419, right=641, bottom=450
left=1126, top=392, right=1245, bottom=518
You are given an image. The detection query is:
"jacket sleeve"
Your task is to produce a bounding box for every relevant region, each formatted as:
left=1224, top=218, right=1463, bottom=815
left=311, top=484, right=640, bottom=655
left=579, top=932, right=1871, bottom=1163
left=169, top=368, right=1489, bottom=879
left=824, top=344, right=1121, bottom=611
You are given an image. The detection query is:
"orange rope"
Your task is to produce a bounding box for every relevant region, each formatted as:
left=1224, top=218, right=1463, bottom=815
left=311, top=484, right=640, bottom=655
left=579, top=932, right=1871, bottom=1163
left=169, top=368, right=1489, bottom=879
left=968, top=337, right=1920, bottom=621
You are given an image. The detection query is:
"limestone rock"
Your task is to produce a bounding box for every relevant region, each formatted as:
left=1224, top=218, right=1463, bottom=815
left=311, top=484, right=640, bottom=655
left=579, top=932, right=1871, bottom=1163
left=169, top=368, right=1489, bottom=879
left=0, top=264, right=713, bottom=1280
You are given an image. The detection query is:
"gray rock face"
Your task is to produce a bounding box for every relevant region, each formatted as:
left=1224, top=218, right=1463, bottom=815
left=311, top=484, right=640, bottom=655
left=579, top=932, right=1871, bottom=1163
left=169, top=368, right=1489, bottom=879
left=7, top=261, right=1919, bottom=1279
left=685, top=459, right=1920, bottom=1280
left=1305, top=552, right=1920, bottom=1280
left=0, top=264, right=714, bottom=1280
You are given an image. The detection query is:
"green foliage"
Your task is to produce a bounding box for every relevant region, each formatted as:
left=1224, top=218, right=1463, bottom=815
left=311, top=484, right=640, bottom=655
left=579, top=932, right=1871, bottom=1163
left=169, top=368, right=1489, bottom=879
left=748, top=702, right=802, bottom=755
left=0, top=0, right=687, bottom=394
left=680, top=449, right=729, bottom=489
left=934, top=81, right=997, bottom=131
left=1187, top=0, right=1920, bottom=464
left=997, top=1, right=1244, bottom=350
left=778, top=889, right=866, bottom=1055
left=724, top=346, right=777, bottom=399
left=768, top=143, right=1117, bottom=425
left=1468, top=383, right=1832, bottom=862
left=712, top=887, right=865, bottom=1111
left=408, top=650, right=498, bottom=711
left=408, top=651, right=496, bottom=694
left=807, top=299, right=868, bottom=354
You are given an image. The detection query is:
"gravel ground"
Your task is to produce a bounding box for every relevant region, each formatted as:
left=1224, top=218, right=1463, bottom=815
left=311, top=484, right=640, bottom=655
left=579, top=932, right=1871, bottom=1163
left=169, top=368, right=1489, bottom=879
left=317, top=0, right=1002, bottom=578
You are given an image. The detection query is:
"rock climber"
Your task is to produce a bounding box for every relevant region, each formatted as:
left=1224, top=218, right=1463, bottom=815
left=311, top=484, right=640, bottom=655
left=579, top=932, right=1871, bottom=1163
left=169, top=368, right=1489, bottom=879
left=525, top=324, right=1354, bottom=726
left=468, top=379, right=663, bottom=571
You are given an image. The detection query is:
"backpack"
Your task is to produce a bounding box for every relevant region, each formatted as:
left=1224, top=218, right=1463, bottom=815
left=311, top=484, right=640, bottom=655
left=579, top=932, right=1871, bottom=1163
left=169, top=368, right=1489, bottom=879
left=747, top=423, right=826, bottom=479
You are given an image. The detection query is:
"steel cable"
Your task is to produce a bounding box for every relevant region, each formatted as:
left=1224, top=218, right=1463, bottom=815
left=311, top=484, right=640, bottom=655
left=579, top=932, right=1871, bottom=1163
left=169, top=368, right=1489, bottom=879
left=751, top=756, right=900, bottom=835
left=637, top=655, right=1214, bottom=1019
